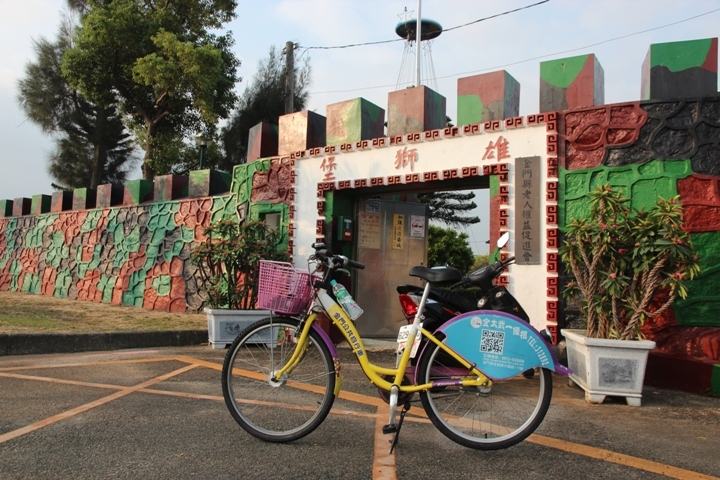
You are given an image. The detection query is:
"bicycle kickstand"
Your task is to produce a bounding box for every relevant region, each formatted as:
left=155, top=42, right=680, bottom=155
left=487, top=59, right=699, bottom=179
left=388, top=400, right=411, bottom=454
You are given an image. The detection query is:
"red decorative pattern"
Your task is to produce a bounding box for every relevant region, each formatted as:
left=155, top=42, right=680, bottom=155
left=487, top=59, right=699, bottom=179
left=316, top=219, right=324, bottom=235
left=317, top=201, right=325, bottom=215
left=547, top=157, right=559, bottom=178
left=405, top=173, right=421, bottom=183
left=546, top=205, right=558, bottom=224
left=372, top=137, right=388, bottom=147
left=340, top=143, right=353, bottom=152
left=499, top=185, right=509, bottom=205
left=324, top=146, right=337, bottom=154
left=505, top=117, right=524, bottom=129
left=406, top=132, right=422, bottom=143
left=462, top=166, right=479, bottom=177
left=387, top=175, right=402, bottom=185
left=462, top=124, right=480, bottom=136
left=444, top=126, right=459, bottom=137
left=390, top=136, right=404, bottom=145
left=354, top=179, right=368, bottom=188
left=423, top=172, right=440, bottom=182
left=425, top=129, right=442, bottom=141
left=546, top=228, right=559, bottom=248
left=546, top=181, right=558, bottom=201
left=484, top=120, right=501, bottom=132
left=563, top=103, right=646, bottom=170
left=499, top=209, right=508, bottom=227
left=370, top=177, right=384, bottom=186
left=338, top=180, right=351, bottom=189
left=546, top=253, right=558, bottom=273
left=547, top=134, right=558, bottom=155
left=356, top=140, right=370, bottom=150
left=545, top=323, right=559, bottom=345
left=547, top=276, right=559, bottom=297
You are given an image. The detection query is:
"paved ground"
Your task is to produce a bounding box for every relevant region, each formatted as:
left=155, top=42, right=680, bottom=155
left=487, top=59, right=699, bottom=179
left=1, top=344, right=719, bottom=480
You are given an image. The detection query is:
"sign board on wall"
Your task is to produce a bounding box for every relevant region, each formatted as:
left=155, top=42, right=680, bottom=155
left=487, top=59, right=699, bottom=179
left=410, top=215, right=425, bottom=238
left=515, top=156, right=541, bottom=265
left=359, top=212, right=381, bottom=249
left=392, top=214, right=404, bottom=250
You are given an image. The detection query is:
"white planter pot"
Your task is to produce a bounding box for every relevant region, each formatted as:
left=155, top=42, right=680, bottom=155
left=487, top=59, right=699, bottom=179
left=562, top=329, right=656, bottom=407
left=204, top=308, right=272, bottom=349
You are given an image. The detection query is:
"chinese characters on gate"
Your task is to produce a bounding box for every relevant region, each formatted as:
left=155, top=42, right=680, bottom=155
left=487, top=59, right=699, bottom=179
left=515, top=156, right=541, bottom=265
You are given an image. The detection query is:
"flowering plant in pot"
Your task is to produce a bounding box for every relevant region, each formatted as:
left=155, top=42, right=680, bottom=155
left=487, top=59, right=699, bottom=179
left=191, top=219, right=289, bottom=348
left=191, top=219, right=289, bottom=310
left=558, top=184, right=700, bottom=405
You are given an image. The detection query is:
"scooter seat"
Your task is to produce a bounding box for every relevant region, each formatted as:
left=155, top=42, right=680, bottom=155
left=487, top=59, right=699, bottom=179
left=408, top=266, right=462, bottom=283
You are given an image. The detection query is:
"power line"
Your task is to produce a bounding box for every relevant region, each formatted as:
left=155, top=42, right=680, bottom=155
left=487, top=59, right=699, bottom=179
left=301, top=1, right=550, bottom=52
left=308, top=6, right=720, bottom=96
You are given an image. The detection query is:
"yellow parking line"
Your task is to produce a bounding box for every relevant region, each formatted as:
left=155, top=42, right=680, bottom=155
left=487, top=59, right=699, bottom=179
left=528, top=434, right=719, bottom=480
left=373, top=403, right=397, bottom=480
left=0, top=364, right=197, bottom=446
left=1, top=354, right=716, bottom=480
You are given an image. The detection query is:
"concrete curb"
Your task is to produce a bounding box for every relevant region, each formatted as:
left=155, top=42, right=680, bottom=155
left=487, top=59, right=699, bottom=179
left=0, top=330, right=208, bottom=356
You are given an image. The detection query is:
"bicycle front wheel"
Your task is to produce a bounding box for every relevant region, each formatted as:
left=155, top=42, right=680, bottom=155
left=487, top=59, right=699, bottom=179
left=221, top=317, right=336, bottom=443
left=418, top=342, right=552, bottom=450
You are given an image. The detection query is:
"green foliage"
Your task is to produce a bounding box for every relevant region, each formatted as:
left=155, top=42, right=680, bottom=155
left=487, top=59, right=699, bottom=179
left=418, top=191, right=480, bottom=227
left=62, top=0, right=240, bottom=179
left=560, top=184, right=701, bottom=340
left=221, top=45, right=311, bottom=168
left=428, top=225, right=475, bottom=274
left=471, top=254, right=490, bottom=271
left=191, top=220, right=290, bottom=310
left=17, top=13, right=136, bottom=189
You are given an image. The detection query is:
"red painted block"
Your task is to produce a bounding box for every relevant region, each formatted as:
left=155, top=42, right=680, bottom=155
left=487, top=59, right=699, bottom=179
left=247, top=121, right=278, bottom=162
left=278, top=110, right=327, bottom=156
left=387, top=85, right=446, bottom=137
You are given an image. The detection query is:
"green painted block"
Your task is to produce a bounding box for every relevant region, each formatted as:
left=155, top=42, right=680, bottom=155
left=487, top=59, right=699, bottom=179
left=152, top=275, right=172, bottom=296
left=123, top=179, right=154, bottom=205
left=326, top=98, right=385, bottom=146
left=0, top=200, right=13, bottom=217
left=541, top=54, right=590, bottom=88
left=712, top=364, right=720, bottom=395
left=31, top=194, right=52, bottom=215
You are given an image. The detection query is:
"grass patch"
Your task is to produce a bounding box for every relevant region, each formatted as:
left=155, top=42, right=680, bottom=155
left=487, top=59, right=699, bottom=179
left=0, top=291, right=206, bottom=334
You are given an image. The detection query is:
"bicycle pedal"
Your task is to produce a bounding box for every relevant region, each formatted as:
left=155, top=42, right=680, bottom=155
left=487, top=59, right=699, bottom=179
left=382, top=424, right=397, bottom=435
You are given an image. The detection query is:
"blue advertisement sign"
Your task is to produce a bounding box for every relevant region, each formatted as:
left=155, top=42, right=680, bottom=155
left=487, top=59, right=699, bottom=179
left=439, top=310, right=568, bottom=380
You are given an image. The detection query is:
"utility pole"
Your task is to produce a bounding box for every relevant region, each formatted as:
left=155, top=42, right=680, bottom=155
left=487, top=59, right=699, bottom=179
left=284, top=41, right=295, bottom=114
left=415, top=0, right=422, bottom=87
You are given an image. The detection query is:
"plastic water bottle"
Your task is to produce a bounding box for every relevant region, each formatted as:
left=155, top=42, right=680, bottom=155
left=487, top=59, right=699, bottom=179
left=330, top=280, right=364, bottom=320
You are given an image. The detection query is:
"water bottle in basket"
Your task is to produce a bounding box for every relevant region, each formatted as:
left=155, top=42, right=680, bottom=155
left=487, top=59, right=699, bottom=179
left=330, top=280, right=363, bottom=320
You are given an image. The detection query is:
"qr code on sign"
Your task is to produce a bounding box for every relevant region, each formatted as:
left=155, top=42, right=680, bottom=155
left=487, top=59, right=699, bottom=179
left=480, top=330, right=505, bottom=354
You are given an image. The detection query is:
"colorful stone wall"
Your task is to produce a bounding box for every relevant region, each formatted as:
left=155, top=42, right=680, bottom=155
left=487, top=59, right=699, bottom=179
left=559, top=98, right=720, bottom=364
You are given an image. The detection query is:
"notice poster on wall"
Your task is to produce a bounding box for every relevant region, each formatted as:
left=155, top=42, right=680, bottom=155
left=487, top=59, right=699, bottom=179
left=410, top=215, right=425, bottom=238
left=392, top=214, right=404, bottom=250
left=359, top=212, right=381, bottom=249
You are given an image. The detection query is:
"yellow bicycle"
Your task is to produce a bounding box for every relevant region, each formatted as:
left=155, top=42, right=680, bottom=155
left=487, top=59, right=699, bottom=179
left=221, top=242, right=570, bottom=450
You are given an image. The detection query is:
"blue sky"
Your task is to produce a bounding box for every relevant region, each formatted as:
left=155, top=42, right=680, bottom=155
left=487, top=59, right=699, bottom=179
left=1, top=0, right=719, bottom=253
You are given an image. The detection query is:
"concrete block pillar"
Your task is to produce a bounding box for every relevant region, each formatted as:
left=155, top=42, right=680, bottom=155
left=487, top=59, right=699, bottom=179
left=641, top=37, right=718, bottom=100
left=278, top=110, right=327, bottom=156
left=12, top=198, right=30, bottom=216
left=73, top=188, right=96, bottom=210
left=123, top=179, right=154, bottom=206
left=247, top=122, right=278, bottom=162
left=31, top=194, right=51, bottom=215
left=188, top=170, right=231, bottom=198
left=0, top=200, right=13, bottom=217
left=96, top=184, right=123, bottom=209
left=457, top=71, right=520, bottom=125
left=326, top=98, right=385, bottom=146
left=540, top=54, right=604, bottom=112
left=387, top=85, right=446, bottom=137
left=153, top=174, right=188, bottom=202
left=51, top=191, right=73, bottom=213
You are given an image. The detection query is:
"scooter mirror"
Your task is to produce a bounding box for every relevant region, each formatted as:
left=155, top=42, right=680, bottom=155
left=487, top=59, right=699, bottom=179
left=497, top=232, right=510, bottom=249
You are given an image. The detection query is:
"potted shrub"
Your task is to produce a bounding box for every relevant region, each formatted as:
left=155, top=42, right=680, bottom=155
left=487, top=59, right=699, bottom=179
left=559, top=184, right=699, bottom=405
left=191, top=219, right=289, bottom=348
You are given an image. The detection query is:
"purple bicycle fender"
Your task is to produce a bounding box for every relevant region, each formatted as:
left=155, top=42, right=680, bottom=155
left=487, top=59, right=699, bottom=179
left=312, top=323, right=341, bottom=377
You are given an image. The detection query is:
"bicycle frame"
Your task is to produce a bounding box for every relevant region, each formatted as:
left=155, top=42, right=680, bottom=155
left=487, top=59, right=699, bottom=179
left=271, top=284, right=492, bottom=395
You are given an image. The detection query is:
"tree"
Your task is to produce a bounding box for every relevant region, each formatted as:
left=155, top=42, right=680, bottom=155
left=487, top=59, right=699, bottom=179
left=17, top=13, right=135, bottom=190
left=419, top=191, right=480, bottom=227
left=221, top=45, right=311, bottom=169
left=62, top=0, right=240, bottom=181
left=427, top=225, right=475, bottom=274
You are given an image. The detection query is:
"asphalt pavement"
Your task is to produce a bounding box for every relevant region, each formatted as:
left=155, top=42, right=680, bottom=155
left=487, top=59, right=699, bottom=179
left=0, top=343, right=719, bottom=480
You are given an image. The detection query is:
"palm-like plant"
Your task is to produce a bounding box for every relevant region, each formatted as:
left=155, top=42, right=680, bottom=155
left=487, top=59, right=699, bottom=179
left=560, top=185, right=700, bottom=340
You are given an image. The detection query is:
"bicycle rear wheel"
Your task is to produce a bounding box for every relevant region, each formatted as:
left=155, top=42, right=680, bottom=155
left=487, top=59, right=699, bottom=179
left=221, top=317, right=336, bottom=443
left=418, top=342, right=552, bottom=450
